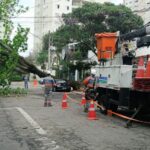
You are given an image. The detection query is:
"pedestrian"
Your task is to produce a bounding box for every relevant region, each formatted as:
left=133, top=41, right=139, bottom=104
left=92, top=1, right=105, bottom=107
left=23, top=75, right=29, bottom=89
left=41, top=76, right=55, bottom=107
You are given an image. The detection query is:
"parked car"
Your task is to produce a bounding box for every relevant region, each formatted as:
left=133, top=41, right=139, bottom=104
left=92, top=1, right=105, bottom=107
left=53, top=79, right=71, bottom=92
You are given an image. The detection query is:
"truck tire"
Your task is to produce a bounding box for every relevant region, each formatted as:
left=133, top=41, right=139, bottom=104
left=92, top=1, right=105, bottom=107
left=108, top=103, right=118, bottom=112
left=98, top=95, right=118, bottom=114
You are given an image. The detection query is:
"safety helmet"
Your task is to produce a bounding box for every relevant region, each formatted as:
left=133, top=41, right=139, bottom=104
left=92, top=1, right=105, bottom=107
left=91, top=69, right=96, bottom=75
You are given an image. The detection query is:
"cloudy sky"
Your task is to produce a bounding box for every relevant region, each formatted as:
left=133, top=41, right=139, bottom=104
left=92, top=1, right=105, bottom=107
left=15, top=0, right=123, bottom=57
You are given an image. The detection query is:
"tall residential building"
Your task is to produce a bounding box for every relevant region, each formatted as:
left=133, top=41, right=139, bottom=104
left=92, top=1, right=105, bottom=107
left=0, top=21, right=4, bottom=39
left=124, top=0, right=150, bottom=24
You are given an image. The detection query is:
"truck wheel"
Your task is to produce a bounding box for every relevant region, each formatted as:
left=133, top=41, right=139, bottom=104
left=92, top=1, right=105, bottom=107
left=109, top=103, right=118, bottom=112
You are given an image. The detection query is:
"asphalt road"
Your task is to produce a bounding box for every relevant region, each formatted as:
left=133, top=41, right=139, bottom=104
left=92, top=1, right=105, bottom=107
left=0, top=82, right=150, bottom=150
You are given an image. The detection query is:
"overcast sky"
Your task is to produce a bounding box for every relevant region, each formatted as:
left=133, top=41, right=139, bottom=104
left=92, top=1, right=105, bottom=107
left=16, top=0, right=123, bottom=57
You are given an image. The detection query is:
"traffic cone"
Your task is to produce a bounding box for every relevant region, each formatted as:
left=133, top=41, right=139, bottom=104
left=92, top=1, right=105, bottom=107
left=88, top=100, right=98, bottom=120
left=33, top=79, right=38, bottom=87
left=145, top=55, right=150, bottom=78
left=62, top=93, right=68, bottom=109
left=80, top=93, right=86, bottom=105
left=135, top=56, right=145, bottom=78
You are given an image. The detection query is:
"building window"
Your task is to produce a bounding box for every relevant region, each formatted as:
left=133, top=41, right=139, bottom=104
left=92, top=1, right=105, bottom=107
left=57, top=4, right=60, bottom=9
left=67, top=6, right=69, bottom=10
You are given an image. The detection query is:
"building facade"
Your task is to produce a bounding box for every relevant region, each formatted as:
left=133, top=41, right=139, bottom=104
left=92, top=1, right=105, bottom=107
left=124, top=0, right=150, bottom=24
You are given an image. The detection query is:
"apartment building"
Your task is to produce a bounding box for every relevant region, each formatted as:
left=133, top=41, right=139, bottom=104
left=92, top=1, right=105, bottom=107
left=124, top=0, right=150, bottom=24
left=0, top=21, right=4, bottom=40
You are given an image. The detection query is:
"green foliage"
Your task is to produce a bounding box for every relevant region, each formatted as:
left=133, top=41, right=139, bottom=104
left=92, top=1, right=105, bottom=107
left=69, top=80, right=81, bottom=90
left=36, top=51, right=48, bottom=65
left=52, top=2, right=143, bottom=54
left=0, top=0, right=29, bottom=87
left=0, top=87, right=27, bottom=96
left=41, top=2, right=143, bottom=80
left=10, top=72, right=23, bottom=81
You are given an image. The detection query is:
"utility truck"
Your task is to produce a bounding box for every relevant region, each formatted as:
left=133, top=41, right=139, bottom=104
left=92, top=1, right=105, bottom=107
left=93, top=25, right=150, bottom=125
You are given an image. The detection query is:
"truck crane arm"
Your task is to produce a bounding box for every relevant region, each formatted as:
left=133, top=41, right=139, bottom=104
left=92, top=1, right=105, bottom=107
left=120, top=25, right=150, bottom=41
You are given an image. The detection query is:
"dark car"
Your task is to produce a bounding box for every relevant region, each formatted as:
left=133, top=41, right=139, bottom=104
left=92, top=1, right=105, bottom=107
left=53, top=79, right=71, bottom=92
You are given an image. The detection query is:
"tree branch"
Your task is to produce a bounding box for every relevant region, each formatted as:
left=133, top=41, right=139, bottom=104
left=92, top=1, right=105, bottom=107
left=0, top=40, right=51, bottom=77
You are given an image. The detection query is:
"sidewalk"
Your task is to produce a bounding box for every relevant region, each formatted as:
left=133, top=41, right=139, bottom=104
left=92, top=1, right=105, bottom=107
left=10, top=81, right=42, bottom=89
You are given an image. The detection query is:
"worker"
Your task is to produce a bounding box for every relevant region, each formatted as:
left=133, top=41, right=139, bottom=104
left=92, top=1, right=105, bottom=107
left=41, top=76, right=55, bottom=107
left=23, top=75, right=29, bottom=89
left=83, top=69, right=97, bottom=112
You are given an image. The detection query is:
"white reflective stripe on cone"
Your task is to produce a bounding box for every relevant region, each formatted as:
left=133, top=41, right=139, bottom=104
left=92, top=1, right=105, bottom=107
left=138, top=66, right=145, bottom=69
left=89, top=108, right=95, bottom=111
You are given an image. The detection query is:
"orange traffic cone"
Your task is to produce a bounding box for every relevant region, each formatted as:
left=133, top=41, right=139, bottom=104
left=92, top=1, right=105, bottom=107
left=135, top=57, right=145, bottom=78
left=33, top=79, right=38, bottom=87
left=62, top=93, right=68, bottom=109
left=80, top=93, right=86, bottom=105
left=88, top=100, right=98, bottom=120
left=145, top=55, right=150, bottom=78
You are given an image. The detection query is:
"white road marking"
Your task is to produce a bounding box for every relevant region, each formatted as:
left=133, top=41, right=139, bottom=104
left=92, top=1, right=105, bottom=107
left=1, top=107, right=60, bottom=149
left=16, top=107, right=47, bottom=135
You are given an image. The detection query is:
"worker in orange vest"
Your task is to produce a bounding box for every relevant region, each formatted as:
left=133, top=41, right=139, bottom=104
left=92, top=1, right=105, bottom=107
left=83, top=69, right=97, bottom=112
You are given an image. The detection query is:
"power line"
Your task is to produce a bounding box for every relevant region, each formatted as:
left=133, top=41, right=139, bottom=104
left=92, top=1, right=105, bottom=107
left=29, top=32, right=42, bottom=40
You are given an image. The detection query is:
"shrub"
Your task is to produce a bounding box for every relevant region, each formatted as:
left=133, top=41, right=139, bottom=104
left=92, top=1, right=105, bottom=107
left=11, top=75, right=23, bottom=81
left=0, top=87, right=27, bottom=96
left=69, top=80, right=81, bottom=90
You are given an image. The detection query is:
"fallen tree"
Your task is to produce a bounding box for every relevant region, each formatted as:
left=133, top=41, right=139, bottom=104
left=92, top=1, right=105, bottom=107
left=0, top=40, right=50, bottom=78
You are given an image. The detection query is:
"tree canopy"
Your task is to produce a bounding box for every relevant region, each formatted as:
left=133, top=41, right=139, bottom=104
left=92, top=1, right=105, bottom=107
left=41, top=2, right=143, bottom=80
left=49, top=2, right=143, bottom=53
